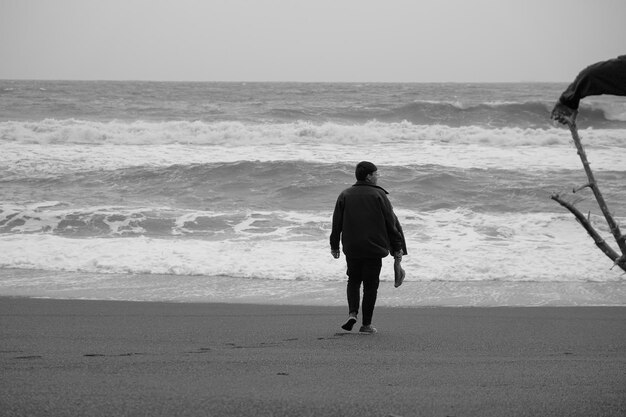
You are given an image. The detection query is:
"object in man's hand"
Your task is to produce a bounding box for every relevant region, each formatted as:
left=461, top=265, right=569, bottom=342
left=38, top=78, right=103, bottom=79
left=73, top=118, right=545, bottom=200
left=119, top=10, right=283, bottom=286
left=394, top=257, right=405, bottom=288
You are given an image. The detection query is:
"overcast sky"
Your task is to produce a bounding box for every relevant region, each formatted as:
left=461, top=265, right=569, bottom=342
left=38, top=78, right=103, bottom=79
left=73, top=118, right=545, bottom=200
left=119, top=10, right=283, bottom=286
left=1, top=0, right=625, bottom=82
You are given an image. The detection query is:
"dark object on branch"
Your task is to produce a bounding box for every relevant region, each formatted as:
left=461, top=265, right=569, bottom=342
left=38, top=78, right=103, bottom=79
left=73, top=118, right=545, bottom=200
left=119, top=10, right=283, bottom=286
left=551, top=122, right=626, bottom=272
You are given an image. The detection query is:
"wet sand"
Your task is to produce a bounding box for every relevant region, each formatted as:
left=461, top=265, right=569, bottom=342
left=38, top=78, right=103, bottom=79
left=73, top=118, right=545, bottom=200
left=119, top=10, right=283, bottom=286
left=1, top=297, right=625, bottom=416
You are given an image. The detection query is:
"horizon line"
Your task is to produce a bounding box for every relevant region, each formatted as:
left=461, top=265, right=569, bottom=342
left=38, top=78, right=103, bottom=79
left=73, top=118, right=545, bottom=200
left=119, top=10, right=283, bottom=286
left=1, top=78, right=569, bottom=84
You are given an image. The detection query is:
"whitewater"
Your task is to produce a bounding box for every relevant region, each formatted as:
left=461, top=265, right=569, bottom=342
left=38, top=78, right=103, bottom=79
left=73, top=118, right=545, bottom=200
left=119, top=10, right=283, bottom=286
left=1, top=80, right=625, bottom=306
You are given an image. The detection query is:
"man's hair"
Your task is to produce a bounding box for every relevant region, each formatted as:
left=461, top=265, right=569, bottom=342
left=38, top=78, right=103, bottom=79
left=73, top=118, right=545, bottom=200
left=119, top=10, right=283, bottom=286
left=355, top=161, right=377, bottom=181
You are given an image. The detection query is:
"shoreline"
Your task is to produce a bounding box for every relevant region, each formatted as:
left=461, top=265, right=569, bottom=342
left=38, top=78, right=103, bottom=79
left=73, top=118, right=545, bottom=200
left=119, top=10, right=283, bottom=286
left=2, top=297, right=625, bottom=416
left=1, top=268, right=625, bottom=307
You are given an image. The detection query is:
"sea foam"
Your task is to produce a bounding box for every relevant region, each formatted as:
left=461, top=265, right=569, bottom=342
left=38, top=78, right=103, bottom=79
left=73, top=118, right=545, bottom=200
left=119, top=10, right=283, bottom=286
left=2, top=121, right=626, bottom=176
left=1, top=209, right=623, bottom=284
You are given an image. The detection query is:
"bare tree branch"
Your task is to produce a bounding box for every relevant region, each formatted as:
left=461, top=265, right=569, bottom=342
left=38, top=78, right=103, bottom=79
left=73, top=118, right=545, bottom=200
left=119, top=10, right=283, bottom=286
left=551, top=121, right=626, bottom=271
left=573, top=183, right=592, bottom=193
left=568, top=123, right=626, bottom=254
left=553, top=122, right=626, bottom=272
left=551, top=193, right=624, bottom=270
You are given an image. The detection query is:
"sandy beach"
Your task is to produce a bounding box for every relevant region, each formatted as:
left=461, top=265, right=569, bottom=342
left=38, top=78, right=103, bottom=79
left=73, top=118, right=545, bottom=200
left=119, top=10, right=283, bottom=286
left=1, top=297, right=624, bottom=416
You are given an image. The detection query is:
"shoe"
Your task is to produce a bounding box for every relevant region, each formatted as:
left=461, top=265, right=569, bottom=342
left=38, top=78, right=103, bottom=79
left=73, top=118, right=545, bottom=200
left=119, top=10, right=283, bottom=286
left=341, top=315, right=357, bottom=331
left=394, top=258, right=405, bottom=288
left=359, top=325, right=377, bottom=334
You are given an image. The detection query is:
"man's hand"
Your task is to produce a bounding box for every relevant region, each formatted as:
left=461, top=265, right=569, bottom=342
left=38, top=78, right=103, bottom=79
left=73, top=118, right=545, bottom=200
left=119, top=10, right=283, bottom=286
left=331, top=249, right=340, bottom=259
left=551, top=102, right=578, bottom=126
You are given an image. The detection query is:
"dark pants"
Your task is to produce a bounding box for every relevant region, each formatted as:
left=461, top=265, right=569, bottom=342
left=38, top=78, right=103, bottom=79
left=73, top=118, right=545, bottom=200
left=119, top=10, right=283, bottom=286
left=346, top=257, right=382, bottom=326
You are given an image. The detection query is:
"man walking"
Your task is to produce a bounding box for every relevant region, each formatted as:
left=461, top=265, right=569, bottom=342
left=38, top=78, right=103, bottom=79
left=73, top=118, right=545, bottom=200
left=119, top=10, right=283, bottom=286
left=330, top=161, right=407, bottom=334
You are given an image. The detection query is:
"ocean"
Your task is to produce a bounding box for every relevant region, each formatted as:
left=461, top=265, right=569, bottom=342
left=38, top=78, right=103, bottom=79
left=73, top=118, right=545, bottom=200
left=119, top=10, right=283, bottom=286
left=1, top=80, right=625, bottom=306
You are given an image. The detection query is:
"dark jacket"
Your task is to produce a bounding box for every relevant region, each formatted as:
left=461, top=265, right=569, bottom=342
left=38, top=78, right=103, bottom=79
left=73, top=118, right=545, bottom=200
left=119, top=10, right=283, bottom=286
left=330, top=181, right=407, bottom=259
left=559, top=55, right=626, bottom=109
